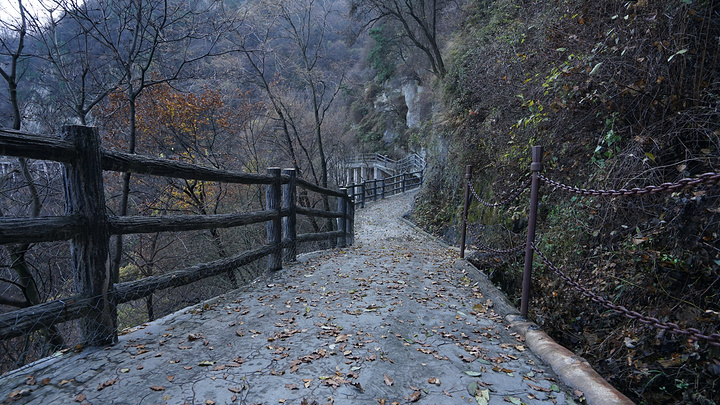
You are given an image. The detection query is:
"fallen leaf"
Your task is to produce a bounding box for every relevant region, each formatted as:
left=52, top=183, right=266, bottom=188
left=408, top=391, right=421, bottom=402
left=229, top=387, right=243, bottom=393
left=198, top=361, right=215, bottom=366
left=8, top=390, right=29, bottom=399
left=527, top=383, right=551, bottom=392
left=428, top=377, right=440, bottom=385
left=41, top=378, right=51, bottom=385
left=206, top=400, right=215, bottom=405
left=468, top=381, right=478, bottom=396
left=97, top=378, right=118, bottom=391
left=25, top=376, right=36, bottom=386
left=465, top=370, right=482, bottom=377
left=74, top=393, right=86, bottom=402
left=285, top=384, right=299, bottom=390
left=506, top=396, right=523, bottom=405
left=167, top=375, right=175, bottom=382
left=149, top=386, right=165, bottom=391
left=383, top=374, right=394, bottom=386
left=475, top=389, right=490, bottom=405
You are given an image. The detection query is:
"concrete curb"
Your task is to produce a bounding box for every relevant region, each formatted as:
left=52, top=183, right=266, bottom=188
left=399, top=215, right=635, bottom=405
left=506, top=316, right=634, bottom=405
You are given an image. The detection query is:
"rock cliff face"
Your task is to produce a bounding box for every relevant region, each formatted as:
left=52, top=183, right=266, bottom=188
left=401, top=80, right=424, bottom=128
left=356, top=76, right=435, bottom=154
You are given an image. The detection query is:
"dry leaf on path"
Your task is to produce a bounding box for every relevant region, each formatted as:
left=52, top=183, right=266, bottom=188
left=97, top=378, right=118, bottom=391
left=383, top=374, right=393, bottom=386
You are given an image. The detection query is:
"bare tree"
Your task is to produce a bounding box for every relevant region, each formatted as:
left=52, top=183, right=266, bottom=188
left=0, top=0, right=65, bottom=362
left=60, top=0, right=228, bottom=284
left=277, top=0, right=347, bottom=189
left=351, top=0, right=449, bottom=77
left=28, top=0, right=125, bottom=125
left=229, top=0, right=352, bottom=190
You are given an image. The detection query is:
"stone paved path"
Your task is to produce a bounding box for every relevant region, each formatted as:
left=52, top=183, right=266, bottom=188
left=1, top=192, right=577, bottom=405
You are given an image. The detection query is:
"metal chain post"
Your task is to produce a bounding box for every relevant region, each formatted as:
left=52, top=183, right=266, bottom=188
left=521, top=146, right=543, bottom=318
left=460, top=165, right=472, bottom=258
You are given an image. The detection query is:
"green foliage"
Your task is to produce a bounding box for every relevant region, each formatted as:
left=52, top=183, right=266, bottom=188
left=368, top=25, right=396, bottom=83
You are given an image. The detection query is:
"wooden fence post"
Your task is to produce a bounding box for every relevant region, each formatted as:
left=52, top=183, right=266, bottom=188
left=266, top=168, right=282, bottom=271
left=282, top=168, right=297, bottom=262
left=381, top=178, right=385, bottom=199
left=402, top=173, right=407, bottom=193
left=348, top=194, right=355, bottom=245
left=62, top=125, right=116, bottom=345
left=360, top=182, right=366, bottom=208
left=521, top=146, right=543, bottom=318
left=337, top=188, right=348, bottom=247
left=373, top=179, right=378, bottom=201
left=460, top=165, right=472, bottom=259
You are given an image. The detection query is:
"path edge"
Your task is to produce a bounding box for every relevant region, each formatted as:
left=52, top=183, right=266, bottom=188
left=399, top=215, right=635, bottom=405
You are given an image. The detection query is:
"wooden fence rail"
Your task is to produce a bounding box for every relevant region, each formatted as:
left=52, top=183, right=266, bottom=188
left=0, top=126, right=354, bottom=345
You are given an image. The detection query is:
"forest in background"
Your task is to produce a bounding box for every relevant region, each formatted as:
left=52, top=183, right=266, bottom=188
left=2, top=0, right=719, bottom=403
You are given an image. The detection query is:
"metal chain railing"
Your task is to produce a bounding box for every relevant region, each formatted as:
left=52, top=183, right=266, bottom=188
left=531, top=244, right=720, bottom=347
left=538, top=172, right=720, bottom=197
left=467, top=178, right=531, bottom=207
left=459, top=150, right=720, bottom=344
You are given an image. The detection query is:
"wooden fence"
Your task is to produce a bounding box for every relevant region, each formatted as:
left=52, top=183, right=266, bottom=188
left=0, top=126, right=354, bottom=346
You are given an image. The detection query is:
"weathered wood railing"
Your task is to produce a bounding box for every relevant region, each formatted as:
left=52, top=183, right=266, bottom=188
left=347, top=170, right=423, bottom=208
left=0, top=126, right=354, bottom=345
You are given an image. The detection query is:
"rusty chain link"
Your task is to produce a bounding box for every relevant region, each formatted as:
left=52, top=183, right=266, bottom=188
left=531, top=244, right=720, bottom=347
left=463, top=217, right=526, bottom=255
left=538, top=172, right=720, bottom=197
left=467, top=178, right=531, bottom=207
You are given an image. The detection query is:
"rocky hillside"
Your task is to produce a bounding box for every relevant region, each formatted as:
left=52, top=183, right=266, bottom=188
left=409, top=0, right=720, bottom=403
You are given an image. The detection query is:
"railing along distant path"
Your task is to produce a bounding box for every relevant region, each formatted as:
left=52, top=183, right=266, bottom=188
left=345, top=170, right=424, bottom=208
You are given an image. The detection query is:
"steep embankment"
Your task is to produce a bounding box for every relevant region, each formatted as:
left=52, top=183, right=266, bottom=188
left=414, top=0, right=720, bottom=403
